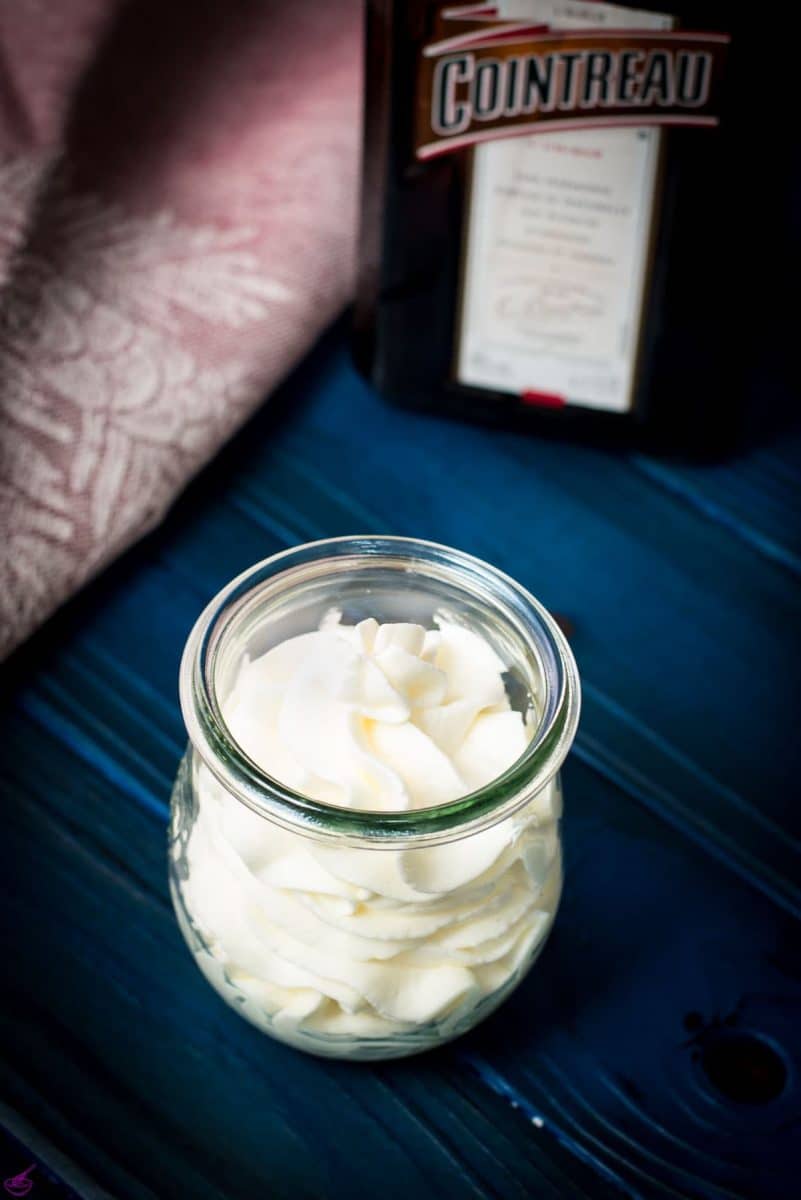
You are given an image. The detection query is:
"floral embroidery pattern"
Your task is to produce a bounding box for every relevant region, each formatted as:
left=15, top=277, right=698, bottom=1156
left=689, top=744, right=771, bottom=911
left=0, top=169, right=295, bottom=656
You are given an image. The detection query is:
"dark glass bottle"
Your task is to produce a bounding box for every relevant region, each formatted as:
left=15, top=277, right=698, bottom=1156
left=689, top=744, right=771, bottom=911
left=354, top=2, right=745, bottom=455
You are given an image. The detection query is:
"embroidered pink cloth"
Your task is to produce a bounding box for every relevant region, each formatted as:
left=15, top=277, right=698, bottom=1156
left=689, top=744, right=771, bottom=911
left=0, top=0, right=361, bottom=658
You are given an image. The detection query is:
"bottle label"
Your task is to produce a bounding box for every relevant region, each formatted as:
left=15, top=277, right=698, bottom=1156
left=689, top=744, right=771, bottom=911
left=418, top=3, right=729, bottom=414
left=416, top=4, right=729, bottom=160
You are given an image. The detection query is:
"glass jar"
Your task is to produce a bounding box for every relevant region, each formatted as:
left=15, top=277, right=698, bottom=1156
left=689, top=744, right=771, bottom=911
left=169, top=537, right=580, bottom=1060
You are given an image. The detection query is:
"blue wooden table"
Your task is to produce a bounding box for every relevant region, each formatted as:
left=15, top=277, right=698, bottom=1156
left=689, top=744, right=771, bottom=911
left=2, top=324, right=800, bottom=1200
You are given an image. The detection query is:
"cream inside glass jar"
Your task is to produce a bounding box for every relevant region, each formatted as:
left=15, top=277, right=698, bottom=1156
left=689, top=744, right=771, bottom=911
left=169, top=537, right=580, bottom=1060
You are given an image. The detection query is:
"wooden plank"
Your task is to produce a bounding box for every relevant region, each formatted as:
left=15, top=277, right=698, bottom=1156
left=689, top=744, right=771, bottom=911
left=628, top=440, right=801, bottom=577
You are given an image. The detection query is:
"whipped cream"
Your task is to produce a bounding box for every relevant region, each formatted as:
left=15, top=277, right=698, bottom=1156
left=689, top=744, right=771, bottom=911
left=177, top=616, right=562, bottom=1047
left=224, top=614, right=533, bottom=810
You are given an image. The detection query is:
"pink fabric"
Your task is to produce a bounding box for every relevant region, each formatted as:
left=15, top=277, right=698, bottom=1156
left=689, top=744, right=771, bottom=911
left=0, top=0, right=361, bottom=658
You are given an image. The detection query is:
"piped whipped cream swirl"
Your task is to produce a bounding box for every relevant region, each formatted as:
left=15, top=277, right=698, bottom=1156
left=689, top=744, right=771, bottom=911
left=179, top=616, right=562, bottom=1042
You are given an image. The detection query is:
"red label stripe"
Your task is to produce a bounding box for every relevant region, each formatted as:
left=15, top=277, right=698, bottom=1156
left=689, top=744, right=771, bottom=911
left=521, top=389, right=566, bottom=410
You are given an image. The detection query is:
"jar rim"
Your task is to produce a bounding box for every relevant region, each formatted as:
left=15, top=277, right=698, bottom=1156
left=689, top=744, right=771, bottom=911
left=179, top=536, right=580, bottom=848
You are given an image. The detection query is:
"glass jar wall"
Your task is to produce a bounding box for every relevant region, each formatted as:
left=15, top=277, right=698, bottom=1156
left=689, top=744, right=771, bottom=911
left=169, top=537, right=580, bottom=1060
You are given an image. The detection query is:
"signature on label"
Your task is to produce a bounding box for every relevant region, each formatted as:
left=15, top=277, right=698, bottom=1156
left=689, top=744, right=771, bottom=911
left=494, top=278, right=604, bottom=327
left=3, top=1165, right=36, bottom=1197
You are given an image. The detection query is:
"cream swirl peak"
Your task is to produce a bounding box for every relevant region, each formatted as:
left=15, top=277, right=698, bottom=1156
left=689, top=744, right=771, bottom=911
left=222, top=615, right=533, bottom=811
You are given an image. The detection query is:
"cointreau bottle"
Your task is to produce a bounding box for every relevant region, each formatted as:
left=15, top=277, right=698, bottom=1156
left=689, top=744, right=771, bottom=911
left=354, top=1, right=740, bottom=453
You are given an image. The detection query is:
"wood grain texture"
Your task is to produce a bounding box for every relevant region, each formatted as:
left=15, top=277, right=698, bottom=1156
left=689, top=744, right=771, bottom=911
left=2, top=326, right=800, bottom=1199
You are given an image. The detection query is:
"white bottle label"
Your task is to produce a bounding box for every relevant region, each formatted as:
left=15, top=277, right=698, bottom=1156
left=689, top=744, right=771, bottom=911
left=455, top=1, right=674, bottom=413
